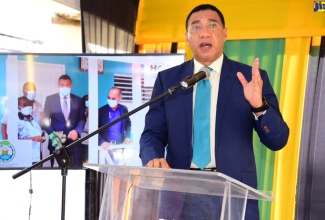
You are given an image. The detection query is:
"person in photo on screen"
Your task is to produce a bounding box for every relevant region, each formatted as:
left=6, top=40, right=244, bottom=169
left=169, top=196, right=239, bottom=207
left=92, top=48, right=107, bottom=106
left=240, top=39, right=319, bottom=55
left=139, top=4, right=289, bottom=220
left=17, top=96, right=45, bottom=164
left=80, top=94, right=89, bottom=164
left=43, top=75, right=85, bottom=168
left=98, top=86, right=131, bottom=165
left=1, top=82, right=44, bottom=139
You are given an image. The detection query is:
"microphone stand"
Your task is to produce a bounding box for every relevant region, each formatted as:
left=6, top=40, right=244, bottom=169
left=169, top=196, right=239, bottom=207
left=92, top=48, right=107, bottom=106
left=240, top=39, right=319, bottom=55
left=12, top=84, right=182, bottom=220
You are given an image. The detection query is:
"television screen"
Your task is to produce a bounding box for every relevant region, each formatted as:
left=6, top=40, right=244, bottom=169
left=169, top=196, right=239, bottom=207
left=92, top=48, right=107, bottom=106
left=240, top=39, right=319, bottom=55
left=0, top=53, right=186, bottom=168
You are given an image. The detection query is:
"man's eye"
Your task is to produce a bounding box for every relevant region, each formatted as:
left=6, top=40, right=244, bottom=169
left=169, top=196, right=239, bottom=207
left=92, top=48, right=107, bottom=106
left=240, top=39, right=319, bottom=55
left=209, top=23, right=218, bottom=29
left=192, top=26, right=201, bottom=31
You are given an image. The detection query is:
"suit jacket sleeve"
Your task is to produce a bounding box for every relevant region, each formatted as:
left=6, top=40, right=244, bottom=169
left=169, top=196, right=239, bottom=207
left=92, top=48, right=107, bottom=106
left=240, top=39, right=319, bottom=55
left=122, top=105, right=131, bottom=139
left=98, top=106, right=106, bottom=145
left=254, top=69, right=289, bottom=150
left=43, top=96, right=54, bottom=135
left=71, top=95, right=86, bottom=136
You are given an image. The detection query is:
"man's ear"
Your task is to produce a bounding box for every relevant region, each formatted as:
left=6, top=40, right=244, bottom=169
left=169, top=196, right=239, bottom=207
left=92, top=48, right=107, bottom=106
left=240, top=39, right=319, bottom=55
left=185, top=31, right=189, bottom=43
left=223, top=27, right=228, bottom=41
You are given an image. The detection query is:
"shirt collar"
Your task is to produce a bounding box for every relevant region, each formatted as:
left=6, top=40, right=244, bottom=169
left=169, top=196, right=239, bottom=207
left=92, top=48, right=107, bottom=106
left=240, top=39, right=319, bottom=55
left=59, top=93, right=70, bottom=99
left=193, top=53, right=224, bottom=74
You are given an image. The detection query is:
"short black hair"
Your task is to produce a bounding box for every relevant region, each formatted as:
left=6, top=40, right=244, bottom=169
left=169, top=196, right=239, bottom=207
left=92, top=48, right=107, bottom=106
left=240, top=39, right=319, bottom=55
left=185, top=4, right=225, bottom=31
left=18, top=96, right=31, bottom=106
left=82, top=94, right=88, bottom=101
left=58, top=75, right=72, bottom=83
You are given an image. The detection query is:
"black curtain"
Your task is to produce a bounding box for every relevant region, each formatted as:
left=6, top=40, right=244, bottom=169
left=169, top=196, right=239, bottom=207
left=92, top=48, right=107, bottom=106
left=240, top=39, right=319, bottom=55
left=80, top=0, right=139, bottom=53
left=80, top=1, right=139, bottom=219
left=296, top=36, right=325, bottom=220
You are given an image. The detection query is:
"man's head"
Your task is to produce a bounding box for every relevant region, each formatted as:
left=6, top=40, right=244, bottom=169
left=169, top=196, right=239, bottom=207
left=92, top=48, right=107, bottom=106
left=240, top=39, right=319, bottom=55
left=185, top=4, right=228, bottom=66
left=107, top=87, right=122, bottom=110
left=58, top=75, right=72, bottom=96
left=23, top=82, right=37, bottom=101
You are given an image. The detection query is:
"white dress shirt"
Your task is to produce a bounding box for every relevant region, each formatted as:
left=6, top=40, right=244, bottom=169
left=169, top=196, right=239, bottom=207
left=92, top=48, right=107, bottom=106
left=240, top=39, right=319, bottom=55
left=191, top=54, right=224, bottom=169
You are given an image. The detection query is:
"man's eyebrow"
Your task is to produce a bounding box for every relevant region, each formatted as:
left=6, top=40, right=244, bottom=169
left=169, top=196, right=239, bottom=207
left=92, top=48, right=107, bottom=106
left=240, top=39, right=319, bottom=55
left=189, top=20, right=200, bottom=26
left=190, top=18, right=220, bottom=26
left=208, top=18, right=219, bottom=23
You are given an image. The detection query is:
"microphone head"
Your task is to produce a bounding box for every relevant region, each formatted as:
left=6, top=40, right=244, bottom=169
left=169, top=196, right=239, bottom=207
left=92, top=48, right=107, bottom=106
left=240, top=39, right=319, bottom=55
left=180, top=66, right=211, bottom=89
left=199, top=66, right=211, bottom=79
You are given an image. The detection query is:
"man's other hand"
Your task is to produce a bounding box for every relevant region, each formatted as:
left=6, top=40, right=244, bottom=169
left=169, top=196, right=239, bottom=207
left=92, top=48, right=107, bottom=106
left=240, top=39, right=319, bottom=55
left=145, top=158, right=170, bottom=168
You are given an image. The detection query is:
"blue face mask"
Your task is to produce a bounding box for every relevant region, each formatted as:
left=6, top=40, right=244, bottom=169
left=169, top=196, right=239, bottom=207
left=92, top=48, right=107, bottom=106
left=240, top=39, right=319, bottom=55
left=85, top=101, right=89, bottom=108
left=59, top=87, right=71, bottom=96
left=107, top=99, right=118, bottom=108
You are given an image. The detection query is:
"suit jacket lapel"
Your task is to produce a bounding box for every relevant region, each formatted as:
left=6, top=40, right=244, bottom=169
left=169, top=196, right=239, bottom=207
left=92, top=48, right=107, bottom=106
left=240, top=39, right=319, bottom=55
left=67, top=94, right=74, bottom=120
left=180, top=60, right=195, bottom=142
left=179, top=58, right=237, bottom=146
left=215, top=56, right=237, bottom=141
left=55, top=93, right=66, bottom=120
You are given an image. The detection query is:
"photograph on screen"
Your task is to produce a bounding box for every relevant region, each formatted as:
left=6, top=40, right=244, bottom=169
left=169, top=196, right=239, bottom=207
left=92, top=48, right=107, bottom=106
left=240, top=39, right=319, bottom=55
left=0, top=53, right=185, bottom=169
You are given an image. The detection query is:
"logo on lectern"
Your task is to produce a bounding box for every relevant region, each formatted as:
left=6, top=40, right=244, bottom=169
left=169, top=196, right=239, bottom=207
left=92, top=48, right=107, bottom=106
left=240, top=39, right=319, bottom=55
left=0, top=140, right=15, bottom=162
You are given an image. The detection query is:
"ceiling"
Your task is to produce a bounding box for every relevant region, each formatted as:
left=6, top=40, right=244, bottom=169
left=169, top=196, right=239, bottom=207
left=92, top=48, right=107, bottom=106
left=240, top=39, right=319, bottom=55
left=53, top=0, right=80, bottom=11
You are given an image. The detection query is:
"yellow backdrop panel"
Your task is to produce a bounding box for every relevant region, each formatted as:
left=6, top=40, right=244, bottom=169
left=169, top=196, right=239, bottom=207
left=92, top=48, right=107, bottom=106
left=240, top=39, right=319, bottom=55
left=271, top=37, right=310, bottom=220
left=136, top=0, right=325, bottom=44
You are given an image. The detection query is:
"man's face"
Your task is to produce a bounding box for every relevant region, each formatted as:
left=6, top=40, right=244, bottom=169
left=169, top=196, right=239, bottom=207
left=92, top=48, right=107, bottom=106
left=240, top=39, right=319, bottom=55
left=185, top=9, right=228, bottom=66
left=58, top=79, right=72, bottom=89
left=23, top=83, right=36, bottom=96
left=108, top=89, right=122, bottom=102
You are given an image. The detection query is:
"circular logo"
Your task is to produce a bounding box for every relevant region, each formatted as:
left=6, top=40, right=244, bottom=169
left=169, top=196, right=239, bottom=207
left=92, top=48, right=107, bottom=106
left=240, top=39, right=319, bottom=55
left=0, top=140, right=15, bottom=162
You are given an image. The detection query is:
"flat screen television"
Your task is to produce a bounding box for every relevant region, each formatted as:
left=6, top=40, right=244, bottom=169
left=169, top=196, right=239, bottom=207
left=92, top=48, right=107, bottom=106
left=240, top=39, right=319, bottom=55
left=0, top=53, right=186, bottom=169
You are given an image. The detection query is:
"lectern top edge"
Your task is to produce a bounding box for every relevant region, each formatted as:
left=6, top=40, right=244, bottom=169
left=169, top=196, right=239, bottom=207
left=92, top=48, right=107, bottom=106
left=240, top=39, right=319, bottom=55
left=84, top=163, right=273, bottom=201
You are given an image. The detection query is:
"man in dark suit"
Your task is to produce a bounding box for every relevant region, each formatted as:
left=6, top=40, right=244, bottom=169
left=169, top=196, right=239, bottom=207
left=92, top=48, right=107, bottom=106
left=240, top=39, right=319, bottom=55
left=43, top=75, right=85, bottom=168
left=140, top=4, right=289, bottom=220
left=98, top=87, right=131, bottom=164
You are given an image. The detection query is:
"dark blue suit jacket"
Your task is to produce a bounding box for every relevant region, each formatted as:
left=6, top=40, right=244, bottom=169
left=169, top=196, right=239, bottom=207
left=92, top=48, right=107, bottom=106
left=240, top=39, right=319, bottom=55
left=140, top=55, right=289, bottom=189
left=43, top=93, right=85, bottom=141
left=98, top=104, right=131, bottom=145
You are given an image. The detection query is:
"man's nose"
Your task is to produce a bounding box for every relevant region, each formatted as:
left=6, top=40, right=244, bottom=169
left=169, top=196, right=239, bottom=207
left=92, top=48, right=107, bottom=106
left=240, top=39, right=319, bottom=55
left=199, top=27, right=212, bottom=36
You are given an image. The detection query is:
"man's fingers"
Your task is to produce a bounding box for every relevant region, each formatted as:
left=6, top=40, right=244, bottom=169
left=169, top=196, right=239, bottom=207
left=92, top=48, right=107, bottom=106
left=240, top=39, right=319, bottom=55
left=159, top=159, right=170, bottom=168
left=237, top=72, right=248, bottom=87
left=153, top=159, right=161, bottom=167
left=146, top=160, right=156, bottom=167
left=252, top=58, right=261, bottom=79
left=145, top=158, right=170, bottom=168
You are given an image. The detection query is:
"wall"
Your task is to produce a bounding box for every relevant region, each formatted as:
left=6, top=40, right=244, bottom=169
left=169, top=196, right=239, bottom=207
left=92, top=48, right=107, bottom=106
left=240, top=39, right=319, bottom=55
left=0, top=0, right=81, bottom=53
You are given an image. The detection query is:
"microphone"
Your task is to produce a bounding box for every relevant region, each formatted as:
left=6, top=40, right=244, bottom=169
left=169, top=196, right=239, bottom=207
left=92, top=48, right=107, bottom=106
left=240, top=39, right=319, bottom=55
left=180, top=67, right=211, bottom=89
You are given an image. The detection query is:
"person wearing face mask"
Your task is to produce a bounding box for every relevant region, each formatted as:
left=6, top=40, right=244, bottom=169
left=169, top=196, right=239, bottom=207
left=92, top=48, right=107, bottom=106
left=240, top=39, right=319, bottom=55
left=1, top=82, right=44, bottom=139
left=80, top=95, right=89, bottom=163
left=17, top=96, right=44, bottom=164
left=43, top=75, right=85, bottom=168
left=98, top=87, right=132, bottom=165
left=22, top=82, right=44, bottom=122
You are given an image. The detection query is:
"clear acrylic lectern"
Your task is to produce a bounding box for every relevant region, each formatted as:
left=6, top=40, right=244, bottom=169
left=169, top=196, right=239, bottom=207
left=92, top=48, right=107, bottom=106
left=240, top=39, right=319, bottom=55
left=84, top=163, right=273, bottom=220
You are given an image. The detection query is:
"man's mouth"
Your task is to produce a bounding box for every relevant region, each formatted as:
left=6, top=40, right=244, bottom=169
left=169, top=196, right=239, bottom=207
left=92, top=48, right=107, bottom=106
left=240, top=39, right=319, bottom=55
left=200, top=42, right=212, bottom=49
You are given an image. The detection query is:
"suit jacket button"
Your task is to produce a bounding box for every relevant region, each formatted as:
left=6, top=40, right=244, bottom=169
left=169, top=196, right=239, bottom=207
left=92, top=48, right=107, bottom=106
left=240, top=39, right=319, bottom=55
left=263, top=125, right=270, bottom=133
